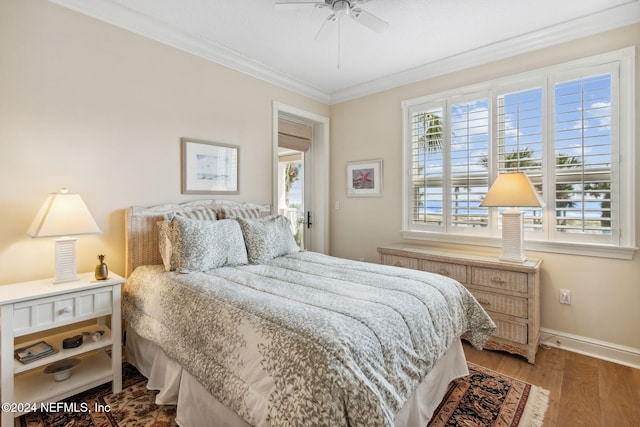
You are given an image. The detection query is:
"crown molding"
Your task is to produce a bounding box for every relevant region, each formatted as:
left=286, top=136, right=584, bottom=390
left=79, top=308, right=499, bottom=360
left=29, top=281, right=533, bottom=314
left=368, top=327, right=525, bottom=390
left=50, top=0, right=638, bottom=106
left=48, top=0, right=332, bottom=104
left=330, top=1, right=640, bottom=103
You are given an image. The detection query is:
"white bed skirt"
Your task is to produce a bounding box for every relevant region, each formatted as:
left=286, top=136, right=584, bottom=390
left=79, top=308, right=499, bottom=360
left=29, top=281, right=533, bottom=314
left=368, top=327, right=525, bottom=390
left=125, top=327, right=468, bottom=427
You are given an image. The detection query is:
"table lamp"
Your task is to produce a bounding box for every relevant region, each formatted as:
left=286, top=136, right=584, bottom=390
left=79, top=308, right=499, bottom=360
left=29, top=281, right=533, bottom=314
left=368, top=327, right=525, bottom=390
left=27, top=188, right=101, bottom=283
left=480, top=172, right=544, bottom=263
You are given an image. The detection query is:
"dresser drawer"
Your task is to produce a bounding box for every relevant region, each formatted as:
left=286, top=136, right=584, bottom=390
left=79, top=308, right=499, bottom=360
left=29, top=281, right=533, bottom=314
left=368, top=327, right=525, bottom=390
left=493, top=318, right=528, bottom=344
left=420, top=260, right=467, bottom=283
left=13, top=288, right=113, bottom=336
left=381, top=254, right=418, bottom=269
left=469, top=290, right=527, bottom=318
left=471, top=267, right=528, bottom=293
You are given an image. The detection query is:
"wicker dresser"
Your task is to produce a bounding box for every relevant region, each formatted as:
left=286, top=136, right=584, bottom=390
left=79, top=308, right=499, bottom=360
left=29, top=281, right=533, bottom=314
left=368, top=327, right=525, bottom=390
left=378, top=245, right=542, bottom=364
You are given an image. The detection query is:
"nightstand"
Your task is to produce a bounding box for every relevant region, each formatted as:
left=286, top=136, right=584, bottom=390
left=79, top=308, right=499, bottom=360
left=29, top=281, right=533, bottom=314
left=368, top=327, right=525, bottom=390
left=0, top=273, right=124, bottom=425
left=378, top=245, right=542, bottom=364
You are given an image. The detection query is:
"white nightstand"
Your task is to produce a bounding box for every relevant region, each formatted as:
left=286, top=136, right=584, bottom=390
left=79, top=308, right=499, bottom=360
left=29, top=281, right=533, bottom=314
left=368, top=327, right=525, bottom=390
left=0, top=273, right=124, bottom=426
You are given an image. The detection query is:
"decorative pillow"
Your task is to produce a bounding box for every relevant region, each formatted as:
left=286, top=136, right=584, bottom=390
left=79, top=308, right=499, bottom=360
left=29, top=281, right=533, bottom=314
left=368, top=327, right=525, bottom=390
left=157, top=220, right=176, bottom=272
left=237, top=215, right=300, bottom=264
left=172, top=216, right=248, bottom=272
left=217, top=206, right=271, bottom=220
left=175, top=208, right=217, bottom=221
left=157, top=208, right=218, bottom=271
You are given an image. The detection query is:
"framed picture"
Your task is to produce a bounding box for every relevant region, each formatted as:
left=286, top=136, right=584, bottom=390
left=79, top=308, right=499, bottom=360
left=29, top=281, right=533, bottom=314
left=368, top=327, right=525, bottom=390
left=346, top=159, right=383, bottom=197
left=181, top=138, right=239, bottom=194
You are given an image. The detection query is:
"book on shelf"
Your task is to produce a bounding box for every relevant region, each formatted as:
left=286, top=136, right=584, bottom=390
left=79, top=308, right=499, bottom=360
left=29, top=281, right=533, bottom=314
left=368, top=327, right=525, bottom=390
left=14, top=341, right=58, bottom=364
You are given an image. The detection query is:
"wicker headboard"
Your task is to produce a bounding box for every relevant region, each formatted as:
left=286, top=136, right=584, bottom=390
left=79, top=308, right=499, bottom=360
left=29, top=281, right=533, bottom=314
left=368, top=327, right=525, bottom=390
left=125, top=199, right=271, bottom=277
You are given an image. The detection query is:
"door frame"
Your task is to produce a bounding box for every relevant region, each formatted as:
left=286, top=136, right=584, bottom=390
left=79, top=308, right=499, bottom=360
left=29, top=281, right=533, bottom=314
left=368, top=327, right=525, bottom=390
left=272, top=102, right=330, bottom=254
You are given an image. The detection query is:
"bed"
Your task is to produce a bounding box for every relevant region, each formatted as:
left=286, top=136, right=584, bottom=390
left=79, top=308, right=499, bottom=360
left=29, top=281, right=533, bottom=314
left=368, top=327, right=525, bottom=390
left=122, top=199, right=495, bottom=427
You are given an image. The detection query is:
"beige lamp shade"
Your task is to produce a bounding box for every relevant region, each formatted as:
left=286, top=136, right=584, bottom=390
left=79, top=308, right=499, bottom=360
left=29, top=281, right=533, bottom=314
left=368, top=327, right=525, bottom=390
left=28, top=189, right=101, bottom=237
left=28, top=189, right=101, bottom=283
left=480, top=172, right=544, bottom=208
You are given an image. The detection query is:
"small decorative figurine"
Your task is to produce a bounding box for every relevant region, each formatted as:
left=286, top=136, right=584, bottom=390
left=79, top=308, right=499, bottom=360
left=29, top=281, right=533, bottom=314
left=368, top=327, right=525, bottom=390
left=95, top=254, right=108, bottom=280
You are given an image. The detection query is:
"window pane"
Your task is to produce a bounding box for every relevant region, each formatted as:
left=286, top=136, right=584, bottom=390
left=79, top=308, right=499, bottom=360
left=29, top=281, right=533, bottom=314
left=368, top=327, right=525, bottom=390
left=410, top=108, right=444, bottom=226
left=554, top=74, right=612, bottom=235
left=496, top=88, right=544, bottom=232
left=450, top=99, right=489, bottom=229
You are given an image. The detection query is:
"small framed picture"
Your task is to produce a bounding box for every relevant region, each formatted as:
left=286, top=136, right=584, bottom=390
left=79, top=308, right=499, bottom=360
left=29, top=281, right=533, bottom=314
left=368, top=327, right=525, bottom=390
left=346, top=159, right=383, bottom=197
left=181, top=138, right=239, bottom=194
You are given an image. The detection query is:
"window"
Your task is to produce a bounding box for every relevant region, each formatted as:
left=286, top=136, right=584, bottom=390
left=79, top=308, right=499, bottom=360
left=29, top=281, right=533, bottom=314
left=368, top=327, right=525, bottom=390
left=402, top=48, right=635, bottom=259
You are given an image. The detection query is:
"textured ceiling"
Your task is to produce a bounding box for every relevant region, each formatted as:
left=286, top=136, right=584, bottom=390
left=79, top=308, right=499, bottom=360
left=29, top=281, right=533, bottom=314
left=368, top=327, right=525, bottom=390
left=51, top=0, right=639, bottom=103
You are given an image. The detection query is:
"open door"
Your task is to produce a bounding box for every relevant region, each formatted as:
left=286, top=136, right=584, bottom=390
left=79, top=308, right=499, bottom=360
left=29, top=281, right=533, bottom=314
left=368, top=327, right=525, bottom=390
left=277, top=118, right=311, bottom=249
left=273, top=103, right=329, bottom=254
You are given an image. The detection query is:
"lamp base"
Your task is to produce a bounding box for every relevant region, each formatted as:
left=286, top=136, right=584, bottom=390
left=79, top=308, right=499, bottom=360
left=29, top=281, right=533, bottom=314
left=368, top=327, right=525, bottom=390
left=53, top=237, right=79, bottom=283
left=500, top=208, right=527, bottom=264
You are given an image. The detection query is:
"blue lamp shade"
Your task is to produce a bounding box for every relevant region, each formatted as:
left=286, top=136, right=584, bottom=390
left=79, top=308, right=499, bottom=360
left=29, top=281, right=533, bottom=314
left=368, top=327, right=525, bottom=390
left=28, top=189, right=101, bottom=283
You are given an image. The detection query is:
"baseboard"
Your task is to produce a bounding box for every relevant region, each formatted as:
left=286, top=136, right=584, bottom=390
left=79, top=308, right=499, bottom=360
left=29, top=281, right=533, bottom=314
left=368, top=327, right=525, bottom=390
left=540, top=328, right=640, bottom=369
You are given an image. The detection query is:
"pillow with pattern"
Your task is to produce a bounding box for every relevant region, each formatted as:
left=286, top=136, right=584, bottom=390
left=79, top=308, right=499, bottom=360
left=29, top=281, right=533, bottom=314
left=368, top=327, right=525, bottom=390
left=237, top=215, right=300, bottom=264
left=217, top=206, right=271, bottom=220
left=157, top=208, right=218, bottom=271
left=171, top=216, right=248, bottom=272
left=157, top=219, right=176, bottom=271
left=175, top=207, right=217, bottom=221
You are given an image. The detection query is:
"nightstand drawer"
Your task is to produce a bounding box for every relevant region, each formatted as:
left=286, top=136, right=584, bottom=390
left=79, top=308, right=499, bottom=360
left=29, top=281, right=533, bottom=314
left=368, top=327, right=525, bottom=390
left=420, top=260, right=467, bottom=283
left=13, top=288, right=113, bottom=336
left=469, top=290, right=528, bottom=318
left=471, top=267, right=528, bottom=293
left=381, top=254, right=418, bottom=269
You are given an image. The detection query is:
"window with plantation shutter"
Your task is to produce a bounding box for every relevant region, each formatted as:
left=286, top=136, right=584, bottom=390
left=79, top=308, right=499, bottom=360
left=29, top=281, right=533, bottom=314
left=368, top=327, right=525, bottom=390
left=496, top=87, right=544, bottom=233
left=450, top=98, right=490, bottom=230
left=401, top=48, right=635, bottom=259
left=409, top=105, right=445, bottom=228
left=553, top=73, right=613, bottom=238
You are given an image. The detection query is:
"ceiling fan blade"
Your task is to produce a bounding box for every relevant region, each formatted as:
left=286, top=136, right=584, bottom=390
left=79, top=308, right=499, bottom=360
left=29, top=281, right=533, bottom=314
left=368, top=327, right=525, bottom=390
left=351, top=8, right=389, bottom=33
left=314, top=13, right=337, bottom=41
left=274, top=1, right=326, bottom=9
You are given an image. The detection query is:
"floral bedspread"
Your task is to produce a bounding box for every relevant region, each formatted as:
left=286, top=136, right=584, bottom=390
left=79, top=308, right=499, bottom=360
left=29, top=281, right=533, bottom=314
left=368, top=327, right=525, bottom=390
left=123, top=251, right=495, bottom=427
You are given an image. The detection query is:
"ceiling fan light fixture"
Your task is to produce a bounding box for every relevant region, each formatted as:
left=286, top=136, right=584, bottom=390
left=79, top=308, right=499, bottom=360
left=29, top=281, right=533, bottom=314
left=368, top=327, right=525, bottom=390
left=333, top=0, right=351, bottom=17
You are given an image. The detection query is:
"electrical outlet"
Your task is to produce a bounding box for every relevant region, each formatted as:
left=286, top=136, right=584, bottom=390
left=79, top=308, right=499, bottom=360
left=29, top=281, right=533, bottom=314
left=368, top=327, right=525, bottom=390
left=560, top=289, right=571, bottom=305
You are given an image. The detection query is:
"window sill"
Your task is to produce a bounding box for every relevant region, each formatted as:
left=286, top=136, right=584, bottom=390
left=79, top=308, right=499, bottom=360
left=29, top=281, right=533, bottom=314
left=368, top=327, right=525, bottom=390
left=401, top=230, right=637, bottom=260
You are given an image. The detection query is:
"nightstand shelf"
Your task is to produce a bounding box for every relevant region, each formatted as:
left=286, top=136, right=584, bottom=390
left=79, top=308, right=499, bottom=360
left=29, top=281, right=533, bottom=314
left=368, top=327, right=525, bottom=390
left=13, top=325, right=113, bottom=374
left=0, top=273, right=124, bottom=425
left=14, top=351, right=113, bottom=410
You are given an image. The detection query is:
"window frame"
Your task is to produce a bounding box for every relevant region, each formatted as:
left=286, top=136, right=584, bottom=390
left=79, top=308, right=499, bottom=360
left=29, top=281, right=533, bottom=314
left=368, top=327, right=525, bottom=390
left=401, top=47, right=636, bottom=260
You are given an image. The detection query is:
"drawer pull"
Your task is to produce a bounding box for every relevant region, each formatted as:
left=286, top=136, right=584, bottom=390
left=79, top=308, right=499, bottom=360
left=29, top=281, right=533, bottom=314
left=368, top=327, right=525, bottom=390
left=491, top=276, right=506, bottom=284
left=478, top=298, right=491, bottom=306
left=58, top=306, right=72, bottom=315
left=439, top=269, right=451, bottom=276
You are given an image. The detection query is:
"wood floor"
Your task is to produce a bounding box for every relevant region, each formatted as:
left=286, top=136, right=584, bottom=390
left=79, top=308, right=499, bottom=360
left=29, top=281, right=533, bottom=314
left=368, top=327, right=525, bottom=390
left=462, top=342, right=640, bottom=427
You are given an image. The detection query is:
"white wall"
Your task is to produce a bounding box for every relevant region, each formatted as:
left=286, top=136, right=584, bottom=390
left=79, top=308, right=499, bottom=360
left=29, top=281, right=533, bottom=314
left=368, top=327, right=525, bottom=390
left=0, top=0, right=328, bottom=284
left=329, top=24, right=640, bottom=356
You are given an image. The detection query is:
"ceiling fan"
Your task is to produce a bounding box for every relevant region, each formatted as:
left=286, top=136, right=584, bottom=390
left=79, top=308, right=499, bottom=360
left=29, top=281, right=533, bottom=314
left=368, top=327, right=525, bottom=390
left=275, top=0, right=389, bottom=40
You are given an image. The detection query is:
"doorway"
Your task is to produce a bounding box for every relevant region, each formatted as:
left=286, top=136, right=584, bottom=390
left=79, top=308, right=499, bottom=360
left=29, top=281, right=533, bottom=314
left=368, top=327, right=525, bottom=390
left=273, top=102, right=329, bottom=254
left=278, top=143, right=307, bottom=248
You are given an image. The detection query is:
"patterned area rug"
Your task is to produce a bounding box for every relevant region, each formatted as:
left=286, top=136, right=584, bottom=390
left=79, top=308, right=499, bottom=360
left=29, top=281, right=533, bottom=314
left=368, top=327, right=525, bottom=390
left=17, top=362, right=548, bottom=427
left=16, top=363, right=177, bottom=427
left=428, top=363, right=549, bottom=427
